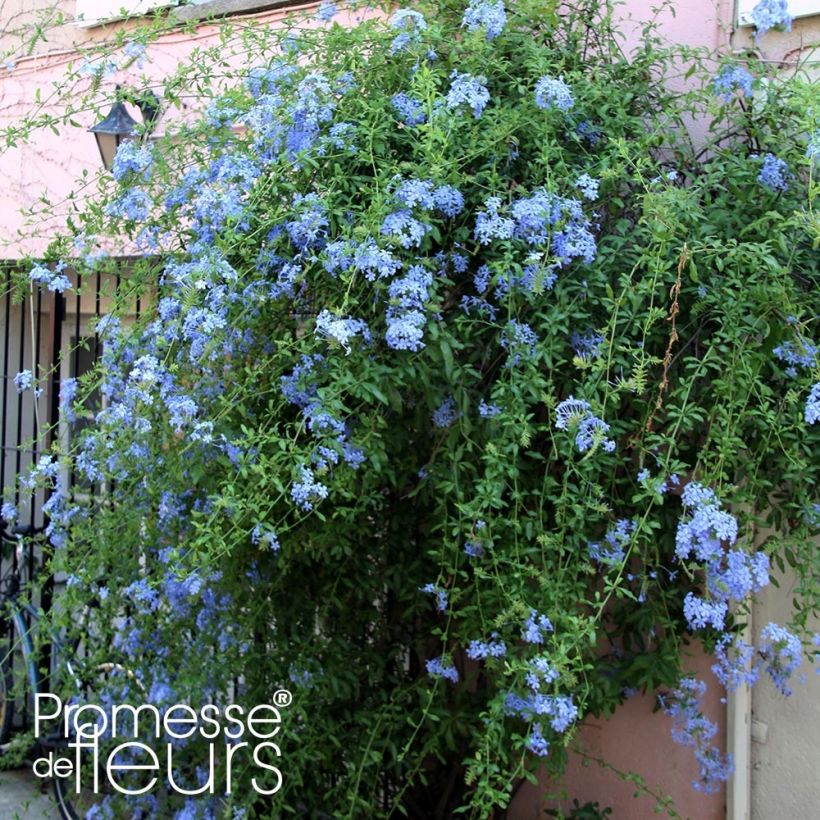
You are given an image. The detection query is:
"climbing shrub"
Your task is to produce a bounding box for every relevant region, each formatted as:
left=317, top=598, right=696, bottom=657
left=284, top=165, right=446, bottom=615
left=4, top=0, right=819, bottom=816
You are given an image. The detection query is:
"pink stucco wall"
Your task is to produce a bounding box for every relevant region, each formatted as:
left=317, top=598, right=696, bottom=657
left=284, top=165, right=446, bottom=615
left=0, top=1, right=363, bottom=258
left=509, top=649, right=726, bottom=819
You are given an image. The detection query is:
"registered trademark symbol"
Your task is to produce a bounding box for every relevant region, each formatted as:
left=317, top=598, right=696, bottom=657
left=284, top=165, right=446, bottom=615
left=273, top=688, right=293, bottom=707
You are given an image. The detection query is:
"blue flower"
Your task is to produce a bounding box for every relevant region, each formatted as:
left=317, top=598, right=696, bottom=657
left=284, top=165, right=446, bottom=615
left=426, top=655, right=459, bottom=683
left=390, top=9, right=427, bottom=53
left=30, top=262, right=71, bottom=293
left=574, top=173, right=599, bottom=200
left=391, top=92, right=426, bottom=126
left=522, top=609, right=553, bottom=644
left=107, top=188, right=150, bottom=221
left=751, top=0, right=792, bottom=39
left=683, top=592, right=728, bottom=631
left=386, top=265, right=432, bottom=351
left=675, top=503, right=738, bottom=563
left=291, top=465, right=329, bottom=511
left=1, top=502, right=17, bottom=523
left=661, top=678, right=734, bottom=793
left=314, top=310, right=371, bottom=354
left=381, top=209, right=430, bottom=248
left=711, top=636, right=760, bottom=692
left=432, top=185, right=464, bottom=217
left=112, top=140, right=153, bottom=182
left=774, top=336, right=817, bottom=372
left=445, top=71, right=490, bottom=117
left=713, top=65, right=753, bottom=100
left=478, top=399, right=501, bottom=418
left=432, top=396, right=460, bottom=429
left=316, top=0, right=337, bottom=21
left=462, top=0, right=507, bottom=40
left=419, top=582, right=448, bottom=612
left=13, top=370, right=33, bottom=393
left=588, top=519, right=635, bottom=566
left=571, top=330, right=604, bottom=361
left=554, top=396, right=615, bottom=453
left=501, top=320, right=538, bottom=366
left=466, top=636, right=507, bottom=659
left=758, top=153, right=790, bottom=192
left=534, top=75, right=574, bottom=111
left=325, top=238, right=402, bottom=280
left=474, top=197, right=514, bottom=243
left=526, top=723, right=550, bottom=757
left=806, top=383, right=820, bottom=424
left=286, top=193, right=328, bottom=251
left=759, top=622, right=802, bottom=695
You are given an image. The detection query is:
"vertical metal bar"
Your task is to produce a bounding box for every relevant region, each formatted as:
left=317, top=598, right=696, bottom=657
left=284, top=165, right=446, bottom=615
left=14, top=291, right=26, bottom=575
left=14, top=290, right=26, bottom=726
left=94, top=270, right=102, bottom=359
left=40, top=288, right=64, bottom=696
left=1, top=271, right=10, bottom=504
left=0, top=273, right=11, bottom=660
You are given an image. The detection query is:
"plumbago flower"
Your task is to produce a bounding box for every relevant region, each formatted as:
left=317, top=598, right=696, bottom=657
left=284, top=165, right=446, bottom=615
left=13, top=1, right=819, bottom=816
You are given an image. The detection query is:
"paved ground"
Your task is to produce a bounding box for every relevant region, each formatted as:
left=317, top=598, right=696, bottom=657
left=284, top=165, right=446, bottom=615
left=0, top=767, right=60, bottom=818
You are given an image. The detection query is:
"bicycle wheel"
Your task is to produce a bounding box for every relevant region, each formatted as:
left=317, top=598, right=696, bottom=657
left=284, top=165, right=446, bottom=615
left=0, top=635, right=13, bottom=746
left=51, top=661, right=148, bottom=820
left=53, top=767, right=110, bottom=820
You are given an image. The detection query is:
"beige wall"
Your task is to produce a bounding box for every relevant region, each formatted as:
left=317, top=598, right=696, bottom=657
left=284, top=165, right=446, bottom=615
left=750, top=571, right=820, bottom=819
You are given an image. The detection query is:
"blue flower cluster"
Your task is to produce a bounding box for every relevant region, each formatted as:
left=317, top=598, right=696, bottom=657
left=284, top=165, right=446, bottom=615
left=112, top=140, right=153, bottom=182
left=501, top=320, right=538, bottom=366
left=446, top=71, right=490, bottom=118
left=386, top=264, right=433, bottom=351
left=314, top=310, right=371, bottom=354
left=30, top=261, right=71, bottom=293
left=571, top=330, right=604, bottom=361
left=588, top=519, right=635, bottom=566
left=751, top=0, right=792, bottom=39
left=521, top=609, right=553, bottom=644
left=758, top=153, right=790, bottom=192
left=712, top=65, right=753, bottom=101
left=806, top=383, right=820, bottom=424
left=391, top=92, right=426, bottom=126
left=13, top=369, right=33, bottom=393
left=773, top=335, right=817, bottom=377
left=462, top=0, right=507, bottom=40
left=661, top=678, right=734, bottom=793
left=432, top=396, right=460, bottom=429
left=554, top=396, right=615, bottom=453
left=574, top=173, right=599, bottom=201
left=759, top=621, right=803, bottom=695
left=316, top=0, right=337, bottom=22
left=426, top=655, right=459, bottom=683
left=291, top=465, right=330, bottom=511
left=475, top=190, right=596, bottom=265
left=534, top=75, right=574, bottom=112
left=675, top=482, right=769, bottom=633
left=466, top=634, right=507, bottom=659
left=390, top=9, right=427, bottom=53
left=419, top=582, right=448, bottom=612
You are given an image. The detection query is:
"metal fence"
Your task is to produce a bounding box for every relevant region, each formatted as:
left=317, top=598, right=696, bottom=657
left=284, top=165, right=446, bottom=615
left=0, top=266, right=141, bottom=733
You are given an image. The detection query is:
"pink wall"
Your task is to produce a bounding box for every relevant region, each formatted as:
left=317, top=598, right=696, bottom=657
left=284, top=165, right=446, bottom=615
left=0, top=1, right=363, bottom=259
left=510, top=649, right=726, bottom=818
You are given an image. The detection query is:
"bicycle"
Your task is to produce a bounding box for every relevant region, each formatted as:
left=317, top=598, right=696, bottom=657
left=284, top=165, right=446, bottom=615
left=0, top=524, right=126, bottom=819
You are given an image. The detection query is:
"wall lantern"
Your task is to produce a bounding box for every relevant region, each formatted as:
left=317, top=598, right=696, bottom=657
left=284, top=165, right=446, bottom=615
left=89, top=90, right=160, bottom=171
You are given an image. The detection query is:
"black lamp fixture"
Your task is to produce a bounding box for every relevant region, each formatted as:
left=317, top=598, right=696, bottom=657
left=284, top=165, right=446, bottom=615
left=89, top=89, right=160, bottom=171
